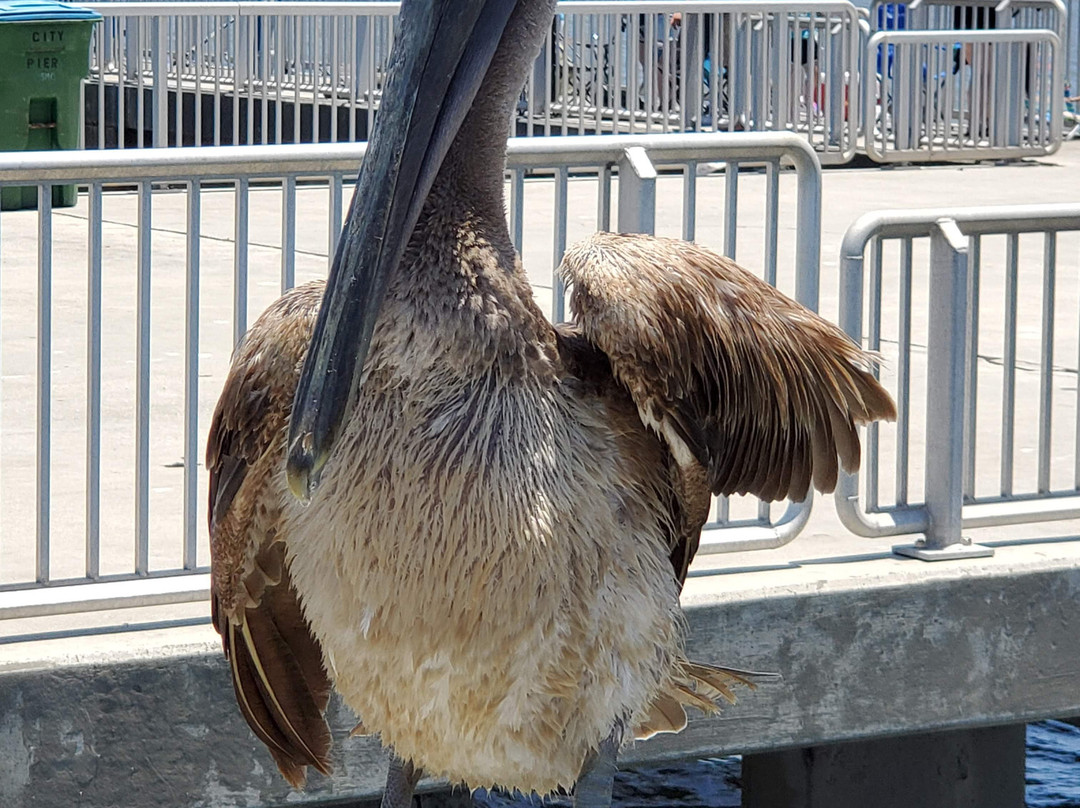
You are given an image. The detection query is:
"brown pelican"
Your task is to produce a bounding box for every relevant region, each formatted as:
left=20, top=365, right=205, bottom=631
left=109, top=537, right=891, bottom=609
left=207, top=1, right=896, bottom=805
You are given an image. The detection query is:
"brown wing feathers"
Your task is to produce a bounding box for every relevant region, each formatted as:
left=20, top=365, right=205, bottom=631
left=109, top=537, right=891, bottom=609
left=221, top=559, right=333, bottom=787
left=561, top=232, right=896, bottom=504
left=208, top=282, right=332, bottom=787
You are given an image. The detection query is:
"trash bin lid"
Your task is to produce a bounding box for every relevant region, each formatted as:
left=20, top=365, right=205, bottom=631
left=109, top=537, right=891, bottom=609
left=0, top=0, right=101, bottom=21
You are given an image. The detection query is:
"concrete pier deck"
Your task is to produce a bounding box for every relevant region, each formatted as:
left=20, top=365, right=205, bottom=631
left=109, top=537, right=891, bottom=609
left=1, top=142, right=1079, bottom=806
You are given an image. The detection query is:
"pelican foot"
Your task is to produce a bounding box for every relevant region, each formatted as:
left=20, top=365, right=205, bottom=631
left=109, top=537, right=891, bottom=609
left=381, top=754, right=422, bottom=808
left=572, top=732, right=619, bottom=808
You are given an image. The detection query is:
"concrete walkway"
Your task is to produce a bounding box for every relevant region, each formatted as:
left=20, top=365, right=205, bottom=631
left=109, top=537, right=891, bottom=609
left=0, top=142, right=1079, bottom=806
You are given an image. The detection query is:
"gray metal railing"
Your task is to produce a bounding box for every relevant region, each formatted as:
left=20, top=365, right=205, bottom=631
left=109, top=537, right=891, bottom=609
left=0, top=132, right=821, bottom=618
left=83, top=1, right=398, bottom=148
left=836, top=204, right=1080, bottom=557
left=76, top=0, right=1069, bottom=162
left=79, top=1, right=862, bottom=161
left=529, top=1, right=862, bottom=163
left=864, top=29, right=1063, bottom=162
left=866, top=0, right=1071, bottom=143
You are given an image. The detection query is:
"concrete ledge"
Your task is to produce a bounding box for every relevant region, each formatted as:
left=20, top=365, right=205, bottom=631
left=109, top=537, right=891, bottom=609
left=1, top=540, right=1079, bottom=807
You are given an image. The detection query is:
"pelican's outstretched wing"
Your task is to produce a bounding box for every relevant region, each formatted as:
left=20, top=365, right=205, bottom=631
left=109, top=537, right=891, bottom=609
left=561, top=232, right=896, bottom=505
left=207, top=281, right=332, bottom=788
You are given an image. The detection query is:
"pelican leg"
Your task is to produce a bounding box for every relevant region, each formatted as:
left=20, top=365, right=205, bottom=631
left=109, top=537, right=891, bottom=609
left=381, top=754, right=421, bottom=808
left=573, top=732, right=619, bottom=808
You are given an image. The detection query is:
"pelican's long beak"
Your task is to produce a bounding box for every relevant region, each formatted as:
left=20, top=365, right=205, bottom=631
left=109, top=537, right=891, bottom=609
left=285, top=0, right=518, bottom=501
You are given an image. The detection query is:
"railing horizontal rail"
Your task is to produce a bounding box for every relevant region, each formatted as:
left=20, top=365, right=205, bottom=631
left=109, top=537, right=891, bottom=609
left=0, top=132, right=821, bottom=618
left=0, top=131, right=819, bottom=180
left=0, top=575, right=210, bottom=621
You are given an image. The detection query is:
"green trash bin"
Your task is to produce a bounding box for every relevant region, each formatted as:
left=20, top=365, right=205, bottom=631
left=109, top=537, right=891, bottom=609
left=0, top=0, right=101, bottom=211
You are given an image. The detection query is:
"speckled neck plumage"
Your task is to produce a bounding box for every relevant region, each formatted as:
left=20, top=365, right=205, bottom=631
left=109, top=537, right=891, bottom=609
left=380, top=0, right=560, bottom=380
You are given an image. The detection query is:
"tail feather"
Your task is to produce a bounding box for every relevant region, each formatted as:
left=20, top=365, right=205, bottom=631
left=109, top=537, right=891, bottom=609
left=636, top=693, right=689, bottom=740
left=633, top=660, right=774, bottom=741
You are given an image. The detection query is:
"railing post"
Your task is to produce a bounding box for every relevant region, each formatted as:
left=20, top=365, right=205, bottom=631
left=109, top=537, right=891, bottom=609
left=617, top=146, right=656, bottom=235
left=894, top=218, right=993, bottom=560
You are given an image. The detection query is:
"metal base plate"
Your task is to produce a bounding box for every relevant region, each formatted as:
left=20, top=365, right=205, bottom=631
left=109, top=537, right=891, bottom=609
left=893, top=541, right=995, bottom=561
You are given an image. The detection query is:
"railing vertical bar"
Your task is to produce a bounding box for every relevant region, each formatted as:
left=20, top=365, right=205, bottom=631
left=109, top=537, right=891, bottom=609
left=329, top=173, right=343, bottom=260
left=724, top=160, right=739, bottom=259
left=709, top=13, right=720, bottom=132
left=259, top=15, right=269, bottom=145
left=155, top=16, right=167, bottom=146
left=175, top=17, right=185, bottom=147
left=1001, top=232, right=1019, bottom=496
left=960, top=33, right=971, bottom=146
left=136, top=181, right=152, bottom=576
left=657, top=12, right=668, bottom=133
left=645, top=13, right=656, bottom=132
left=184, top=182, right=201, bottom=570
left=247, top=15, right=256, bottom=145
left=330, top=16, right=340, bottom=143
left=348, top=16, right=358, bottom=143
left=763, top=158, right=779, bottom=287
left=577, top=16, right=587, bottom=136
left=275, top=17, right=284, bottom=145
left=597, top=164, right=611, bottom=232
left=626, top=16, right=636, bottom=136
left=195, top=16, right=204, bottom=147
left=964, top=235, right=982, bottom=499
left=1037, top=230, right=1056, bottom=493
left=294, top=15, right=303, bottom=144
left=594, top=15, right=604, bottom=136
left=86, top=183, right=103, bottom=579
left=682, top=164, right=696, bottom=242
left=313, top=15, right=322, bottom=143
left=617, top=11, right=626, bottom=132
left=780, top=14, right=792, bottom=142
left=731, top=14, right=741, bottom=134
left=366, top=16, right=375, bottom=138
left=232, top=15, right=241, bottom=146
left=866, top=236, right=883, bottom=512
left=553, top=165, right=569, bottom=322
left=97, top=24, right=106, bottom=149
left=510, top=168, right=525, bottom=254
left=282, top=176, right=296, bottom=292
left=233, top=177, right=249, bottom=346
left=214, top=13, right=222, bottom=147
left=135, top=18, right=144, bottom=148
left=941, top=34, right=952, bottom=152
left=560, top=16, right=569, bottom=137
left=895, top=237, right=912, bottom=505
left=757, top=499, right=771, bottom=523
left=36, top=186, right=52, bottom=585
left=1076, top=236, right=1080, bottom=488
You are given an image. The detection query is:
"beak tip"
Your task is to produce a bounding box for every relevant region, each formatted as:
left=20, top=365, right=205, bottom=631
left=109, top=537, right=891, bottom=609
left=285, top=432, right=323, bottom=504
